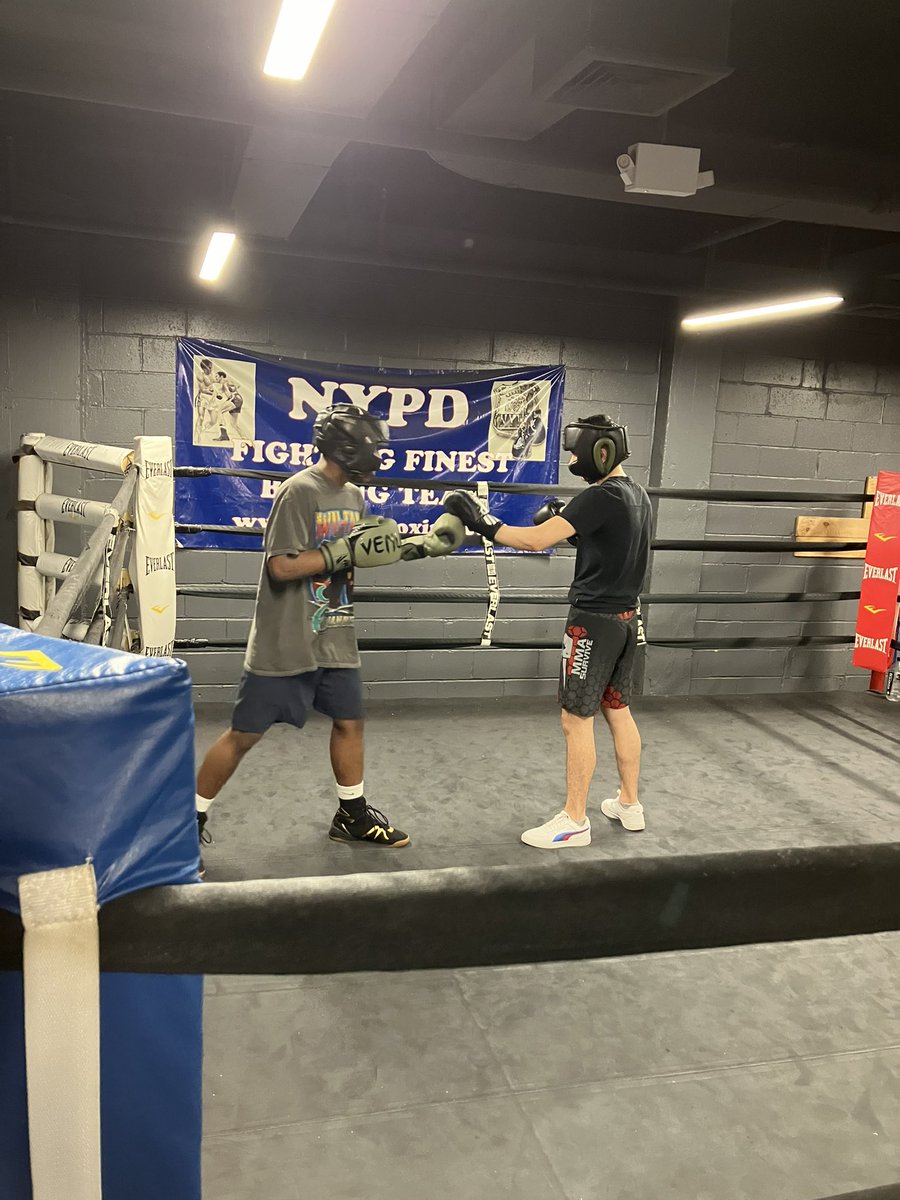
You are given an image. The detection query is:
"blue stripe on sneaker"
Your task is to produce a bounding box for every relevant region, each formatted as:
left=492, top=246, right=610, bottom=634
left=552, top=828, right=588, bottom=842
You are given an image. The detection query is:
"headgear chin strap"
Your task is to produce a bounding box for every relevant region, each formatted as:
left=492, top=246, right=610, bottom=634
left=564, top=416, right=630, bottom=483
left=313, top=404, right=389, bottom=483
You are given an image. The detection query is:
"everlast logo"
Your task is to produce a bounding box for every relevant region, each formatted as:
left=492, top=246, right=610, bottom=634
left=61, top=498, right=88, bottom=518
left=855, top=633, right=889, bottom=654
left=874, top=490, right=900, bottom=507
left=143, top=643, right=174, bottom=657
left=863, top=564, right=899, bottom=583
left=144, top=459, right=173, bottom=478
left=145, top=553, right=175, bottom=574
left=62, top=442, right=94, bottom=461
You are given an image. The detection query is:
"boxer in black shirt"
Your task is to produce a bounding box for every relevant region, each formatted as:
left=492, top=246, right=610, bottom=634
left=444, top=414, right=652, bottom=849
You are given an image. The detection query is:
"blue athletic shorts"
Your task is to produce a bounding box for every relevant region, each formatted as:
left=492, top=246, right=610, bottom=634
left=231, top=668, right=364, bottom=734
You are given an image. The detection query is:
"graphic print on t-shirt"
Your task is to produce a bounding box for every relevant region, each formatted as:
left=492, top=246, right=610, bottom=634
left=308, top=507, right=360, bottom=634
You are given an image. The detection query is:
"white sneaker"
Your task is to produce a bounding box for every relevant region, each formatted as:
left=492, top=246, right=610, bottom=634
left=521, top=811, right=591, bottom=849
left=600, top=795, right=645, bottom=831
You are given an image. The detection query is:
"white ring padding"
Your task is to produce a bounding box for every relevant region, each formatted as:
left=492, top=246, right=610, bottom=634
left=42, top=461, right=55, bottom=608
left=38, top=471, right=136, bottom=641
left=35, top=551, right=82, bottom=580
left=19, top=863, right=101, bottom=1200
left=36, top=494, right=117, bottom=528
left=132, top=436, right=176, bottom=657
left=62, top=620, right=91, bottom=642
left=32, top=435, right=133, bottom=475
left=17, top=434, right=48, bottom=629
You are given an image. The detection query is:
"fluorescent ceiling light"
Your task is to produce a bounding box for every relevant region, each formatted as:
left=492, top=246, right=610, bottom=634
left=682, top=293, right=844, bottom=329
left=198, top=231, right=237, bottom=282
left=264, top=0, right=336, bottom=80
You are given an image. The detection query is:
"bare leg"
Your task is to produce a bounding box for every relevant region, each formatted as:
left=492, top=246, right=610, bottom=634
left=561, top=708, right=596, bottom=823
left=330, top=719, right=365, bottom=787
left=197, top=729, right=262, bottom=803
left=601, top=705, right=641, bottom=805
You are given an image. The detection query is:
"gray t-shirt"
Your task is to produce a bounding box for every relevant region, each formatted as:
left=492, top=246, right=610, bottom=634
left=245, top=468, right=365, bottom=676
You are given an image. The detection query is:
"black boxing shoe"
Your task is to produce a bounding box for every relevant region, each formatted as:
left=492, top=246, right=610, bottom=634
left=197, top=811, right=212, bottom=878
left=329, top=803, right=410, bottom=847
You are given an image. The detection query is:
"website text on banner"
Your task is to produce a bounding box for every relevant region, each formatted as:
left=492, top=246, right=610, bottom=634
left=175, top=339, right=564, bottom=551
left=852, top=471, right=900, bottom=691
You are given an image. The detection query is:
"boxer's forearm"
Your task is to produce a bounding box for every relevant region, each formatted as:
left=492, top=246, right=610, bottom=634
left=267, top=550, right=327, bottom=582
left=495, top=518, right=576, bottom=552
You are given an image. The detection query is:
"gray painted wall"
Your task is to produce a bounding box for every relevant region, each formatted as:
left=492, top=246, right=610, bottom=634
left=0, top=292, right=658, bottom=702
left=692, top=348, right=900, bottom=695
left=3, top=288, right=900, bottom=700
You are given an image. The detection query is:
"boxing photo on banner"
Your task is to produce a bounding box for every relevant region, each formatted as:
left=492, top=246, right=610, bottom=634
left=191, top=355, right=256, bottom=447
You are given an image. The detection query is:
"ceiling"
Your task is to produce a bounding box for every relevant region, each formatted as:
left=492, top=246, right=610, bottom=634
left=1, top=0, right=899, bottom=321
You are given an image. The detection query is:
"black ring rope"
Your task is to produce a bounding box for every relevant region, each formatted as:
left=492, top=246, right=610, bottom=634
left=174, top=634, right=870, bottom=653
left=1, top=844, right=896, bottom=975
left=176, top=584, right=863, bottom=606
left=174, top=524, right=868, bottom=552
left=174, top=466, right=870, bottom=506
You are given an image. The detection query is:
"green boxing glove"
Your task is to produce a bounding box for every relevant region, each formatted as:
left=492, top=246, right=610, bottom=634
left=443, top=491, right=503, bottom=541
left=400, top=513, right=466, bottom=561
left=320, top=517, right=403, bottom=573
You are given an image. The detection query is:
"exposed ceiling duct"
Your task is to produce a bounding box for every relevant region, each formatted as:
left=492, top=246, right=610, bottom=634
left=531, top=0, right=732, bottom=115
left=440, top=0, right=731, bottom=140
left=231, top=0, right=455, bottom=238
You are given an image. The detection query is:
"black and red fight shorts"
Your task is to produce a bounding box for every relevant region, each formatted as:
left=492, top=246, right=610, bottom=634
left=558, top=606, right=640, bottom=717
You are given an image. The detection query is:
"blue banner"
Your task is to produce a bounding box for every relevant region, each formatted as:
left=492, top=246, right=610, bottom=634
left=175, top=338, right=564, bottom=550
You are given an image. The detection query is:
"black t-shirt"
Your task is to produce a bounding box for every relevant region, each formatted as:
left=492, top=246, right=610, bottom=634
left=562, top=476, right=652, bottom=613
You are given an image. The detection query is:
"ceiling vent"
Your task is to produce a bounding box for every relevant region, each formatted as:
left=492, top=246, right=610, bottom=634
left=548, top=59, right=720, bottom=115
left=533, top=0, right=731, bottom=116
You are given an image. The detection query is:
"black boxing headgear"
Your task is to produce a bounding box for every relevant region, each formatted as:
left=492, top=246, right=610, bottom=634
left=313, top=404, right=389, bottom=483
left=563, top=415, right=630, bottom=483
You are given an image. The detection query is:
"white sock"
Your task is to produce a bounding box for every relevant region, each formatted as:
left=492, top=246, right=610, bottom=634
left=195, top=793, right=215, bottom=813
left=336, top=781, right=365, bottom=803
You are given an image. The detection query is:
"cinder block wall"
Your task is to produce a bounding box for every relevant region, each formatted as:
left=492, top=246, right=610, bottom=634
left=0, top=292, right=659, bottom=701
left=5, top=288, right=900, bottom=700
left=695, top=350, right=900, bottom=695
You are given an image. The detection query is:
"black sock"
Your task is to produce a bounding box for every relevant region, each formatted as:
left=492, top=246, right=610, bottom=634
left=340, top=796, right=367, bottom=821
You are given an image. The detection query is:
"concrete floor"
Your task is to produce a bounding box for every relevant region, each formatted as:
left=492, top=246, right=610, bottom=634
left=197, top=692, right=900, bottom=1200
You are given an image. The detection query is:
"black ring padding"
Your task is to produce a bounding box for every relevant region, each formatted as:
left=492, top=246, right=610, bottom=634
left=176, top=584, right=573, bottom=603
left=174, top=466, right=871, bottom=506
left=176, top=524, right=262, bottom=536
left=17, top=606, right=41, bottom=621
left=654, top=539, right=867, bottom=552
left=644, top=591, right=863, bottom=605
left=174, top=634, right=870, bottom=653
left=0, top=844, right=896, bottom=975
left=649, top=487, right=871, bottom=504
left=173, top=638, right=563, bottom=651
left=16, top=499, right=37, bottom=512
left=175, top=584, right=865, bottom=608
left=16, top=552, right=38, bottom=567
left=653, top=635, right=854, bottom=650
left=173, top=529, right=869, bottom=551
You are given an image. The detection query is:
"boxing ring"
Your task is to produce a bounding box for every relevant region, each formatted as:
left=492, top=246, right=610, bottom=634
left=15, top=432, right=176, bottom=653
left=4, top=432, right=900, bottom=1200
